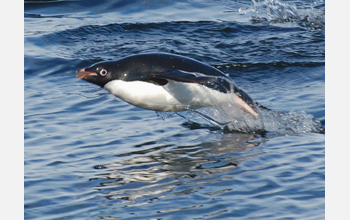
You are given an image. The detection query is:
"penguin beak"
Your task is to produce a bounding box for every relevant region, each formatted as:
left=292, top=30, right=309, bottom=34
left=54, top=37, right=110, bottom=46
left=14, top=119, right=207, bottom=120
left=76, top=69, right=97, bottom=79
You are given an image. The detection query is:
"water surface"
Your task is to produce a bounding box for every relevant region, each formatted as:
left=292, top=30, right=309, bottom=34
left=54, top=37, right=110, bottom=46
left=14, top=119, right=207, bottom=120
left=24, top=0, right=325, bottom=219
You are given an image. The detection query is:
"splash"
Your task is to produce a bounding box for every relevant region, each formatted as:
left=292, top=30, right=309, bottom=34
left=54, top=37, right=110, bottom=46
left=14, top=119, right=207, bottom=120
left=187, top=104, right=323, bottom=135
left=157, top=94, right=324, bottom=135
left=253, top=107, right=324, bottom=135
left=239, top=0, right=325, bottom=30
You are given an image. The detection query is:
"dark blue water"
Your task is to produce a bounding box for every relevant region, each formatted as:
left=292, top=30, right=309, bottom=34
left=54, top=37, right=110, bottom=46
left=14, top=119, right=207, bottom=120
left=24, top=0, right=325, bottom=219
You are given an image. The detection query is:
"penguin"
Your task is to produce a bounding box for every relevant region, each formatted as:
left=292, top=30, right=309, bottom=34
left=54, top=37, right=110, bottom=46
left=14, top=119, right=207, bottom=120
left=76, top=53, right=259, bottom=117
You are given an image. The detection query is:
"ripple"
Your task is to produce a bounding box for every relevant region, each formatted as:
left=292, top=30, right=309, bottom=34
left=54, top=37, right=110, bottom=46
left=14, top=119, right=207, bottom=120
left=37, top=19, right=324, bottom=66
left=89, top=133, right=262, bottom=206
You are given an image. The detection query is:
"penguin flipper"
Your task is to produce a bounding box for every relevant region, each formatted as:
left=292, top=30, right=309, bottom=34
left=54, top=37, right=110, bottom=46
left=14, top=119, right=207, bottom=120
left=148, top=70, right=218, bottom=84
left=148, top=70, right=233, bottom=93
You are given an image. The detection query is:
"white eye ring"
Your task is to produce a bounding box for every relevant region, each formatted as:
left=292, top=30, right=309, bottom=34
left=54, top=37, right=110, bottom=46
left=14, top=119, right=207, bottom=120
left=100, top=69, right=108, bottom=76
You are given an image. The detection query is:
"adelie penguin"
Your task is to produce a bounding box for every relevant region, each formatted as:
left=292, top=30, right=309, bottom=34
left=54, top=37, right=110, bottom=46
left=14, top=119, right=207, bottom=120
left=76, top=53, right=260, bottom=117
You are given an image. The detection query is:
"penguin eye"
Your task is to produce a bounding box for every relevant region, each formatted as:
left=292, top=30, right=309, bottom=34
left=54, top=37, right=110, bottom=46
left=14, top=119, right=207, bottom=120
left=99, top=69, right=108, bottom=76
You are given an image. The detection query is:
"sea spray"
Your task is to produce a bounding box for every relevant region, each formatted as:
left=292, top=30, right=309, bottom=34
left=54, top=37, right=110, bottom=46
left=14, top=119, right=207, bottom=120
left=156, top=97, right=324, bottom=135
left=239, top=0, right=325, bottom=30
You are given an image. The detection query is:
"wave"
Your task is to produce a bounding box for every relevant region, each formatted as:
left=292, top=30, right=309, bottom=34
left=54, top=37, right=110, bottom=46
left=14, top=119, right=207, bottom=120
left=239, top=0, right=325, bottom=30
left=39, top=19, right=324, bottom=65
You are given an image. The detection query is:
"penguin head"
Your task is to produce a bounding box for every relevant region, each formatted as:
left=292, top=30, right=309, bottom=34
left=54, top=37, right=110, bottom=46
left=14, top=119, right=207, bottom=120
left=76, top=62, right=119, bottom=87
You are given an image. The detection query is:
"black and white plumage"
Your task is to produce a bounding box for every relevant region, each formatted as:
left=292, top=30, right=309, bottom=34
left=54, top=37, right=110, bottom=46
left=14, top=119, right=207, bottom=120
left=76, top=53, right=259, bottom=117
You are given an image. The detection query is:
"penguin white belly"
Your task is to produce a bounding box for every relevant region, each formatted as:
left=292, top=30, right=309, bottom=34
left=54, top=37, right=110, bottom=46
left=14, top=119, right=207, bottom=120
left=104, top=80, right=233, bottom=112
